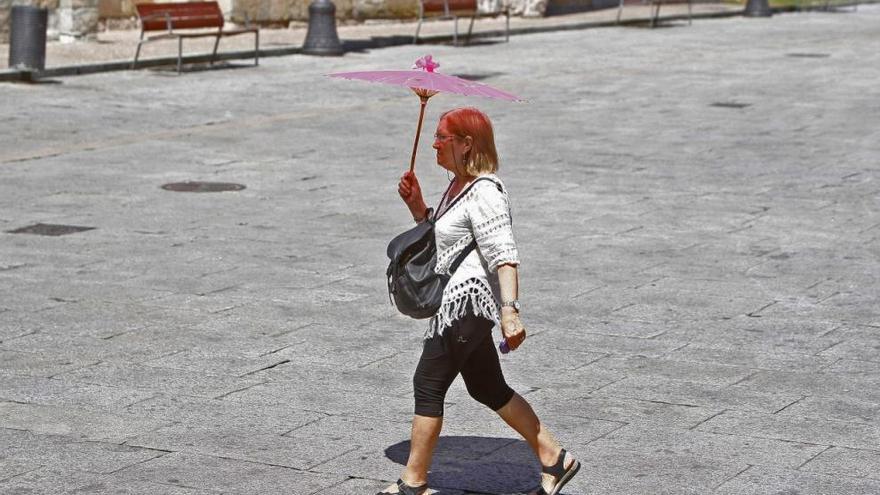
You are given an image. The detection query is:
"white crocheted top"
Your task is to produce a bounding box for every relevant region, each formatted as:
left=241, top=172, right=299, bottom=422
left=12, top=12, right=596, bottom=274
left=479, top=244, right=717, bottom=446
left=426, top=174, right=520, bottom=338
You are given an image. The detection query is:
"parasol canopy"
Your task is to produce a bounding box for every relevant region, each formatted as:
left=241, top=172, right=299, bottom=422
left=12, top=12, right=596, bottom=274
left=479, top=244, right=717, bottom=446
left=328, top=55, right=522, bottom=171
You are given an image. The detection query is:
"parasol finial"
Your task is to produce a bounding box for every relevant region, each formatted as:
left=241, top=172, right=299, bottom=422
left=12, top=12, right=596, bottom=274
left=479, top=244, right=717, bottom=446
left=413, top=55, right=439, bottom=73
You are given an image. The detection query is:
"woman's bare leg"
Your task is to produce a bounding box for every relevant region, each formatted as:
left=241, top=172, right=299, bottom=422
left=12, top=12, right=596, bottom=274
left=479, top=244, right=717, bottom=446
left=495, top=393, right=576, bottom=492
left=382, top=414, right=442, bottom=492
left=495, top=392, right=561, bottom=465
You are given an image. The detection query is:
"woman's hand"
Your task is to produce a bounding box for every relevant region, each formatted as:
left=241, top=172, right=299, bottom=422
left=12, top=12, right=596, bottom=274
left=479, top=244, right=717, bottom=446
left=398, top=171, right=428, bottom=220
left=501, top=308, right=526, bottom=351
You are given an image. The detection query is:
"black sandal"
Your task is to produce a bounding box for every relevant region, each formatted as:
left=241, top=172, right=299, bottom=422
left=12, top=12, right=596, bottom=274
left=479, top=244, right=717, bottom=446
left=376, top=478, right=428, bottom=495
left=535, top=448, right=581, bottom=495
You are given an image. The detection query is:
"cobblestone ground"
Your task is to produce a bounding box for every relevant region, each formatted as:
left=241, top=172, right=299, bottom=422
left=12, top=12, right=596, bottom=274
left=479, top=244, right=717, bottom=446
left=1, top=6, right=879, bottom=494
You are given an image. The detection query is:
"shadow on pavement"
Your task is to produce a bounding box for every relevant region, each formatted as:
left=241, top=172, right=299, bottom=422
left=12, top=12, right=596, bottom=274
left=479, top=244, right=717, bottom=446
left=147, top=61, right=259, bottom=74
left=385, top=435, right=544, bottom=494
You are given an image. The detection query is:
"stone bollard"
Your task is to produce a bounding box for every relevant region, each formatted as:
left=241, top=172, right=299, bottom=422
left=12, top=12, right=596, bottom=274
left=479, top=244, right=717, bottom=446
left=744, top=0, right=772, bottom=17
left=302, top=0, right=343, bottom=56
left=9, top=5, right=48, bottom=71
left=58, top=0, right=100, bottom=42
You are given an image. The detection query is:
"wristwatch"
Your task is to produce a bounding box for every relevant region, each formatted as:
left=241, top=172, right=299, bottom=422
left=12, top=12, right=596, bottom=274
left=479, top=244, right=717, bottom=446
left=501, top=299, right=520, bottom=312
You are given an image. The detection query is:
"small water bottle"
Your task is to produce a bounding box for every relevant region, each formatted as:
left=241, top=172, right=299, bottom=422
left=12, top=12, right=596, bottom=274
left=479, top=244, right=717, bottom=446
left=499, top=338, right=510, bottom=354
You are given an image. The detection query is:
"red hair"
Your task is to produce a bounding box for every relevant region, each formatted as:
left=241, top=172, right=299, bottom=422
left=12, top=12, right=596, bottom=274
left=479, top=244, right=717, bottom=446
left=440, top=107, right=499, bottom=176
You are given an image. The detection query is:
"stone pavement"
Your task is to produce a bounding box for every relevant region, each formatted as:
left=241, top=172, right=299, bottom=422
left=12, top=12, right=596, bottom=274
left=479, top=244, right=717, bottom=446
left=0, top=2, right=741, bottom=71
left=1, top=5, right=879, bottom=495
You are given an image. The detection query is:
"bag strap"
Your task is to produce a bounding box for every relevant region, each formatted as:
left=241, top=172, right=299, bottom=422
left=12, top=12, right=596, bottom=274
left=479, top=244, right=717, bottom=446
left=433, top=176, right=503, bottom=223
left=447, top=239, right=477, bottom=276
left=441, top=177, right=504, bottom=276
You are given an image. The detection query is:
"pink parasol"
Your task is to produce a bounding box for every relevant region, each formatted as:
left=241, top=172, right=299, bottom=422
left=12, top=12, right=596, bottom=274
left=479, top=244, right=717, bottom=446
left=328, top=55, right=522, bottom=172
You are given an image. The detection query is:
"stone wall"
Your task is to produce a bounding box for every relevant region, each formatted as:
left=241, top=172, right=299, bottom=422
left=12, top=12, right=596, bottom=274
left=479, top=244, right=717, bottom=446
left=230, top=0, right=546, bottom=24
left=58, top=0, right=99, bottom=39
left=545, top=0, right=615, bottom=15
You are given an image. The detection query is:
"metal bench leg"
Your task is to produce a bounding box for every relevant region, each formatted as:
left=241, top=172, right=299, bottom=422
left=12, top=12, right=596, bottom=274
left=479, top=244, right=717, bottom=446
left=132, top=30, right=145, bottom=70
left=453, top=15, right=458, bottom=46
left=505, top=9, right=509, bottom=42
left=651, top=1, right=660, bottom=29
left=414, top=17, right=423, bottom=44
left=211, top=33, right=221, bottom=66
left=177, top=37, right=183, bottom=74
left=465, top=15, right=475, bottom=45
left=687, top=0, right=692, bottom=25
left=617, top=0, right=624, bottom=23
left=254, top=30, right=259, bottom=66
left=132, top=41, right=144, bottom=70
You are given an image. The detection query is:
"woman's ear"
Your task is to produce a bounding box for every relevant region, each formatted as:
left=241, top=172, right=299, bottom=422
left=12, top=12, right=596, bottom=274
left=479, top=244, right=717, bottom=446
left=463, top=135, right=473, bottom=153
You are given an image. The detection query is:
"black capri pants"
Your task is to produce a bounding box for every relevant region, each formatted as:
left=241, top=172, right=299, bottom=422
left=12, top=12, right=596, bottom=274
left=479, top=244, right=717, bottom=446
left=413, top=309, right=515, bottom=417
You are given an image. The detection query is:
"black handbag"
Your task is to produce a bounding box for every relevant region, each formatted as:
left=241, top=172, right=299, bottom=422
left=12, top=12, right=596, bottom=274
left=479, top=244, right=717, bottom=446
left=385, top=177, right=500, bottom=319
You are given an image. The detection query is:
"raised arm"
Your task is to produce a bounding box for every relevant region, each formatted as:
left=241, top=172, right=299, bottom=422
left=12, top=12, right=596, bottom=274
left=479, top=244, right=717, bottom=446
left=398, top=171, right=429, bottom=222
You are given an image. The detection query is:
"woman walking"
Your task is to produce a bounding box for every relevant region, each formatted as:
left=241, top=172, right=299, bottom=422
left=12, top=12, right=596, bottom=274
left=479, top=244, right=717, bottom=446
left=380, top=107, right=580, bottom=495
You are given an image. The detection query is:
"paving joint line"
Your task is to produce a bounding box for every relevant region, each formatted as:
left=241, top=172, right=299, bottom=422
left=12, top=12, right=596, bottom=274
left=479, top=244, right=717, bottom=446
left=711, top=463, right=753, bottom=492
left=104, top=449, right=175, bottom=475
left=746, top=300, right=777, bottom=317
left=725, top=370, right=758, bottom=388
left=772, top=395, right=806, bottom=415
left=688, top=409, right=727, bottom=431
left=304, top=445, right=362, bottom=471
left=239, top=359, right=291, bottom=377
left=795, top=444, right=834, bottom=471
left=213, top=380, right=268, bottom=399
left=0, top=465, right=45, bottom=483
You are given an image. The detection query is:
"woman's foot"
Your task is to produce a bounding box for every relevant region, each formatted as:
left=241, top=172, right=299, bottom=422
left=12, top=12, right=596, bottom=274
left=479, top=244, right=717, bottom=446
left=530, top=448, right=580, bottom=495
left=377, top=478, right=428, bottom=495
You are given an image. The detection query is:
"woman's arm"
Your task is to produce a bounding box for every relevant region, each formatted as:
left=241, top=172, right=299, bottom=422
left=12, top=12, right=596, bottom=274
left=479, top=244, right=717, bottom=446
left=398, top=171, right=428, bottom=222
left=497, top=263, right=526, bottom=351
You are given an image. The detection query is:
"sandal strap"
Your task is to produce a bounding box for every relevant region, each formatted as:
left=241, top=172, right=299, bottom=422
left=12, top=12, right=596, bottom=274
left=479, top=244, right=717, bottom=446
left=541, top=448, right=567, bottom=479
left=396, top=478, right=428, bottom=495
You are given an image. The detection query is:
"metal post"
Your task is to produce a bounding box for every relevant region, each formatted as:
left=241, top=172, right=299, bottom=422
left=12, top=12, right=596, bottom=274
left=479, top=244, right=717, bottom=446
left=744, top=0, right=772, bottom=16
left=8, top=6, right=48, bottom=72
left=302, top=0, right=343, bottom=56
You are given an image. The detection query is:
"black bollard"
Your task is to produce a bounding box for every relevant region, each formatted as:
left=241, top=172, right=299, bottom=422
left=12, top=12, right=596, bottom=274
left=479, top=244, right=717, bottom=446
left=302, top=0, right=344, bottom=56
left=9, top=6, right=48, bottom=71
left=744, top=0, right=772, bottom=17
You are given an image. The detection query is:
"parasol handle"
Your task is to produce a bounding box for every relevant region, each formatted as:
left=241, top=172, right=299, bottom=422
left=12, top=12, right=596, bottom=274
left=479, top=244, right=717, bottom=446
left=409, top=88, right=437, bottom=173
left=409, top=96, right=429, bottom=173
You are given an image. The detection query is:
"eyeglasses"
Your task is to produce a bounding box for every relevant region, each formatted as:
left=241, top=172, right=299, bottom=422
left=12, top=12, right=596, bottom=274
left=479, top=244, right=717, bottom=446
left=433, top=134, right=457, bottom=143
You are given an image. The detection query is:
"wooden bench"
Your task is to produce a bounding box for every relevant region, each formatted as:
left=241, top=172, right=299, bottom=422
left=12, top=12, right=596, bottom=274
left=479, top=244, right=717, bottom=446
left=132, top=1, right=259, bottom=74
left=616, top=0, right=692, bottom=28
left=414, top=0, right=510, bottom=45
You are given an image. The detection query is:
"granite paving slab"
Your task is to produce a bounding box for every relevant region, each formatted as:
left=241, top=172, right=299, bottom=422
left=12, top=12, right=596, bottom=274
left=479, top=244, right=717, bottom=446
left=714, top=465, right=880, bottom=495
left=123, top=393, right=326, bottom=435
left=126, top=422, right=358, bottom=470
left=0, top=401, right=168, bottom=443
left=524, top=392, right=720, bottom=429
left=54, top=361, right=267, bottom=398
left=594, top=375, right=803, bottom=413
left=115, top=451, right=346, bottom=495
left=0, top=372, right=154, bottom=410
left=0, top=428, right=167, bottom=475
left=697, top=409, right=880, bottom=451
left=0, top=349, right=98, bottom=378
left=0, top=467, right=223, bottom=494
left=588, top=423, right=826, bottom=470
left=799, top=446, right=880, bottom=480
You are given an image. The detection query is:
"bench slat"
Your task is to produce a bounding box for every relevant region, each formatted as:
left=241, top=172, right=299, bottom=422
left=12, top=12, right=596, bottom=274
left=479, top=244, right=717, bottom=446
left=422, top=0, right=477, bottom=12
left=136, top=2, right=224, bottom=31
